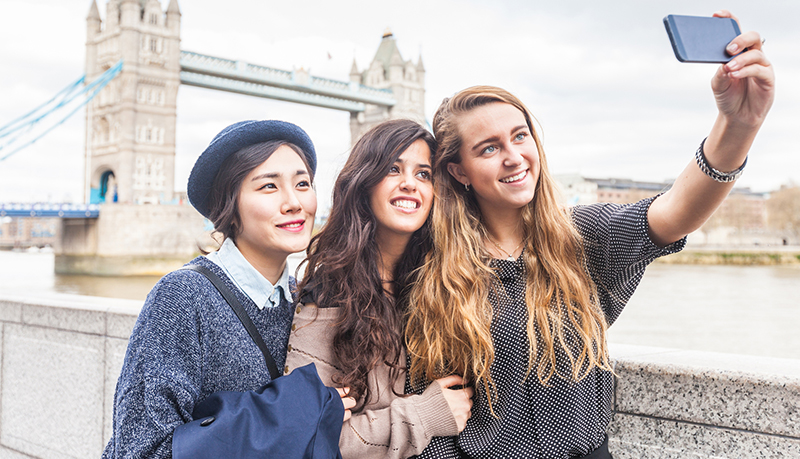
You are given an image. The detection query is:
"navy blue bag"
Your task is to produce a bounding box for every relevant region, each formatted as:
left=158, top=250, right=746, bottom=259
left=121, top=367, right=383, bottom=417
left=172, top=265, right=343, bottom=459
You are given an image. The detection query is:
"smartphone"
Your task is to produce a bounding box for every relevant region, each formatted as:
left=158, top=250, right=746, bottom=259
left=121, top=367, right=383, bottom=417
left=663, top=14, right=742, bottom=63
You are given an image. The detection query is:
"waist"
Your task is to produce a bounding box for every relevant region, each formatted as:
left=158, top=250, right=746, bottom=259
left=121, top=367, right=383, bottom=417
left=576, top=435, right=611, bottom=459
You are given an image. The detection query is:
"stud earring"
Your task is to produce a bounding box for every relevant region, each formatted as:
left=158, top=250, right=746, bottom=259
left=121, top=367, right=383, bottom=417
left=465, top=183, right=470, bottom=192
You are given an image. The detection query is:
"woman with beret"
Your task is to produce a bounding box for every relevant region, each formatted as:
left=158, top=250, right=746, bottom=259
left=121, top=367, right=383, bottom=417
left=103, top=120, right=354, bottom=458
left=285, top=119, right=473, bottom=458
left=405, top=11, right=774, bottom=459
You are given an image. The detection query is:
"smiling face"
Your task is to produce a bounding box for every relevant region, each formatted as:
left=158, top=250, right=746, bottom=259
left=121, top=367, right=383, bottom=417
left=369, top=139, right=434, bottom=242
left=447, top=102, right=540, bottom=217
left=236, top=145, right=317, bottom=266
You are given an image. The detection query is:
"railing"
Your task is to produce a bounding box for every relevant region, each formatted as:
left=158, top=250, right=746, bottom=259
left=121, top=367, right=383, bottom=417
left=4, top=295, right=796, bottom=458
left=0, top=203, right=100, bottom=218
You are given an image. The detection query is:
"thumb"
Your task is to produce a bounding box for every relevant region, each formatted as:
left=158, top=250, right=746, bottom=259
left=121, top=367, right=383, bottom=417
left=436, top=375, right=467, bottom=389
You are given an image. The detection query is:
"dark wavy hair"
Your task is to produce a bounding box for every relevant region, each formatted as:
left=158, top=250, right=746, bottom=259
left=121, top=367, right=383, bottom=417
left=298, top=119, right=436, bottom=405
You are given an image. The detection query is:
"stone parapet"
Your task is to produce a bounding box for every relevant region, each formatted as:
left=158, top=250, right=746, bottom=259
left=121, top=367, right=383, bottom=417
left=0, top=295, right=797, bottom=457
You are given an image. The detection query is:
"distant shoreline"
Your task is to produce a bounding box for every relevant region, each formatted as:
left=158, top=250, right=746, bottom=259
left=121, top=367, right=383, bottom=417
left=658, top=247, right=800, bottom=265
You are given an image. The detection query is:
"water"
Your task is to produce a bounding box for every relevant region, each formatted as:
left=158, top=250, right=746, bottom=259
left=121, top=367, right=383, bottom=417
left=1, top=251, right=798, bottom=359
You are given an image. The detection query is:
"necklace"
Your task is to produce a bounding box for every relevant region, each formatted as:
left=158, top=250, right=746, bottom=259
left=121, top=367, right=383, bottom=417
left=488, top=237, right=524, bottom=262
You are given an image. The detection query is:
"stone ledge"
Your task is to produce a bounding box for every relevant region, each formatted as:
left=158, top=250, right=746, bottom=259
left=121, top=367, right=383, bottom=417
left=610, top=343, right=800, bottom=439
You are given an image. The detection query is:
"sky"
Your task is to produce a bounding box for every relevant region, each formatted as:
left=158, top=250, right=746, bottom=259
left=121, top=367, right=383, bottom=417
left=1, top=0, right=798, bottom=210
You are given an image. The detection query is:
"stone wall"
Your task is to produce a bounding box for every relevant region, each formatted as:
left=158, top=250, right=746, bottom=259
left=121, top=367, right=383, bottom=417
left=0, top=294, right=798, bottom=458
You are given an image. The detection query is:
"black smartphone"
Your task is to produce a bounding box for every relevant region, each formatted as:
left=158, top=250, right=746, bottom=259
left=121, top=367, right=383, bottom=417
left=663, top=14, right=742, bottom=63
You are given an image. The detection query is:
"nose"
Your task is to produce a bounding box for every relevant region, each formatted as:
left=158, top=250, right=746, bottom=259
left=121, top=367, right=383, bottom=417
left=502, top=143, right=524, bottom=168
left=399, top=170, right=417, bottom=192
left=281, top=188, right=302, bottom=214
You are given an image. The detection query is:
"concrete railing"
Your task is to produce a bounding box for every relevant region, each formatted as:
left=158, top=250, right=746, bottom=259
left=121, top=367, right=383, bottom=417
left=1, top=294, right=798, bottom=458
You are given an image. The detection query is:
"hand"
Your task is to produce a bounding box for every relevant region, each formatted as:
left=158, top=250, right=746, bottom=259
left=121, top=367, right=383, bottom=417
left=336, top=387, right=357, bottom=422
left=435, top=375, right=474, bottom=432
left=711, top=10, right=775, bottom=128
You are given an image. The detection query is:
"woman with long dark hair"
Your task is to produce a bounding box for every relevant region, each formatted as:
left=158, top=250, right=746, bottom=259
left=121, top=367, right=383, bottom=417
left=285, top=119, right=473, bottom=458
left=406, top=11, right=774, bottom=459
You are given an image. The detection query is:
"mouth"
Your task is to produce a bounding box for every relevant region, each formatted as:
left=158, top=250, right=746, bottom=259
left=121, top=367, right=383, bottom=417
left=500, top=169, right=528, bottom=184
left=276, top=220, right=305, bottom=232
left=390, top=197, right=421, bottom=210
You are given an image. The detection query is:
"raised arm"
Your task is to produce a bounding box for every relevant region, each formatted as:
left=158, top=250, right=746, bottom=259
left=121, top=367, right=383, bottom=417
left=648, top=10, right=775, bottom=247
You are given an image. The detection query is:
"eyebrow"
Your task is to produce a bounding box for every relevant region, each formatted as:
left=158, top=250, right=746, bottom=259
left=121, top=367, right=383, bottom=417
left=395, top=158, right=432, bottom=169
left=471, top=124, right=529, bottom=152
left=250, top=170, right=309, bottom=182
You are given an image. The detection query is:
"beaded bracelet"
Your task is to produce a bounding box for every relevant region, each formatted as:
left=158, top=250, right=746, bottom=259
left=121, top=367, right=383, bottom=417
left=695, top=138, right=747, bottom=183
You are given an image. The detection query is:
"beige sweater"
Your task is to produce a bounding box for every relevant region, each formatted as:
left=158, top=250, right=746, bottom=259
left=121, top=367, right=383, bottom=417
left=285, top=303, right=458, bottom=459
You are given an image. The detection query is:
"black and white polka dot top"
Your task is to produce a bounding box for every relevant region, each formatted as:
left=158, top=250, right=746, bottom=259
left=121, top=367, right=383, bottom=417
left=408, top=196, right=685, bottom=459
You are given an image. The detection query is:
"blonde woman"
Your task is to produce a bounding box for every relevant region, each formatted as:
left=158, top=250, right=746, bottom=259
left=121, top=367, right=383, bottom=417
left=406, top=12, right=773, bottom=459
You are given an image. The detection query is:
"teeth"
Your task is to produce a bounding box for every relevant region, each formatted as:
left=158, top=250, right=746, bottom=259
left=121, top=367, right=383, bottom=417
left=281, top=222, right=302, bottom=228
left=392, top=200, right=418, bottom=209
left=500, top=171, right=526, bottom=183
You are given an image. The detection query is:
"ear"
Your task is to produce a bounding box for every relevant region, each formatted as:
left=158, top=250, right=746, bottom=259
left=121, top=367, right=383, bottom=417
left=447, top=162, right=469, bottom=186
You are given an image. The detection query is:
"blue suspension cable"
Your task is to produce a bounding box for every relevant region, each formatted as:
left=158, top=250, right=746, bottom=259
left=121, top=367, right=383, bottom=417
left=0, top=60, right=123, bottom=163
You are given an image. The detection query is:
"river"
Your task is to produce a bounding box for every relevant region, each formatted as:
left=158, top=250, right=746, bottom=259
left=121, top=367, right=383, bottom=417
left=1, top=251, right=798, bottom=360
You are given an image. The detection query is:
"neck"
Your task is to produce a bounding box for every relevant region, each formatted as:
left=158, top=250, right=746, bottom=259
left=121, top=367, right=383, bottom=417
left=235, top=239, right=287, bottom=285
left=374, top=229, right=412, bottom=288
left=479, top=204, right=525, bottom=257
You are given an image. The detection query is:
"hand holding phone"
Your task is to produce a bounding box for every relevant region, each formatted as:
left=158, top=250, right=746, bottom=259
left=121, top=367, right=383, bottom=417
left=664, top=14, right=741, bottom=63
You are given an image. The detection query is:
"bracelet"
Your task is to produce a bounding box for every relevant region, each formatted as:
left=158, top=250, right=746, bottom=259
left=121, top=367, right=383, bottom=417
left=694, top=138, right=747, bottom=183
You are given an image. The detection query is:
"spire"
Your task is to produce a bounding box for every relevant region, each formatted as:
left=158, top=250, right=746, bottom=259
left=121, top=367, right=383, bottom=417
left=87, top=0, right=101, bottom=20
left=416, top=55, right=425, bottom=71
left=167, top=0, right=181, bottom=15
left=350, top=58, right=359, bottom=76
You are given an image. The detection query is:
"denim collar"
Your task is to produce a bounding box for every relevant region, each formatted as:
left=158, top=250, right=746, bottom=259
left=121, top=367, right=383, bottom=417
left=206, top=238, right=292, bottom=309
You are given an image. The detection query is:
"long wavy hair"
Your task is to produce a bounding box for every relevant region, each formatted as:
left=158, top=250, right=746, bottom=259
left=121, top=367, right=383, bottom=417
left=406, top=86, right=611, bottom=404
left=298, top=119, right=436, bottom=405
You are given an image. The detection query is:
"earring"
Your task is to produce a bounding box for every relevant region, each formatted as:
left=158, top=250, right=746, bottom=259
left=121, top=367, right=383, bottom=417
left=465, top=183, right=470, bottom=192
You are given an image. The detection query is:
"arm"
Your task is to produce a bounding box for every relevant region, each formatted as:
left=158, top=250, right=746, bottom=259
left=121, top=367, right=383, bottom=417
left=340, top=379, right=462, bottom=459
left=103, top=273, right=204, bottom=458
left=648, top=10, right=775, bottom=247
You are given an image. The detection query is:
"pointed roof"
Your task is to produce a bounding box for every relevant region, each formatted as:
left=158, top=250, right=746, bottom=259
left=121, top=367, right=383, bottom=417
left=371, top=30, right=403, bottom=73
left=416, top=55, right=425, bottom=71
left=87, top=0, right=101, bottom=20
left=167, top=0, right=181, bottom=15
left=350, top=58, right=360, bottom=76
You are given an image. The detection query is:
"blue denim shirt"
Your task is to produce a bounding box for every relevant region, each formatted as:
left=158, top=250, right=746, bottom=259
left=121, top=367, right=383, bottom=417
left=206, top=238, right=292, bottom=309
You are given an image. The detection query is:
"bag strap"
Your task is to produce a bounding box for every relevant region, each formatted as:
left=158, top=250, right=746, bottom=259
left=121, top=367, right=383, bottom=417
left=180, top=264, right=281, bottom=381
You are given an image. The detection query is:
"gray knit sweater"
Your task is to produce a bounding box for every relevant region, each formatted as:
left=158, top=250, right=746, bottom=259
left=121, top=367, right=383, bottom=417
left=102, top=256, right=295, bottom=458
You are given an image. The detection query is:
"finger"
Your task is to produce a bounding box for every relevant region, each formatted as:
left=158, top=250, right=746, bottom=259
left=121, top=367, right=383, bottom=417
left=712, top=10, right=741, bottom=26
left=336, top=387, right=351, bottom=398
left=725, top=63, right=775, bottom=83
left=726, top=31, right=763, bottom=56
left=343, top=409, right=352, bottom=422
left=464, top=387, right=475, bottom=398
left=725, top=49, right=770, bottom=75
left=342, top=396, right=357, bottom=410
left=436, top=375, right=466, bottom=389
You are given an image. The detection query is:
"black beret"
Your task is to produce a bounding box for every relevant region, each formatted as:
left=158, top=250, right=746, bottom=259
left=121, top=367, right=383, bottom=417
left=187, top=120, right=317, bottom=219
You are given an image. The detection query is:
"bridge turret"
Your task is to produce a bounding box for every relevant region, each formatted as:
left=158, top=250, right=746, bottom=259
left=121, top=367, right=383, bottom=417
left=349, top=58, right=360, bottom=84
left=86, top=1, right=101, bottom=37
left=166, top=0, right=181, bottom=36
left=105, top=0, right=121, bottom=31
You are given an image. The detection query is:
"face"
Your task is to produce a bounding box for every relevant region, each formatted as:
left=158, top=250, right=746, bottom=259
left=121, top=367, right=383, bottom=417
left=369, top=139, right=434, bottom=242
left=447, top=102, right=540, bottom=215
left=236, top=145, right=317, bottom=262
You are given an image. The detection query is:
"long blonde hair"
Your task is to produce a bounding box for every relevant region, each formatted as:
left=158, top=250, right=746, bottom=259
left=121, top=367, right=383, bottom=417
left=406, top=86, right=611, bottom=402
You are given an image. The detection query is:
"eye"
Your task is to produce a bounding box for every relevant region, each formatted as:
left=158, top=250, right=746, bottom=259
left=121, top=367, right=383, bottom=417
left=514, top=132, right=528, bottom=141
left=416, top=170, right=431, bottom=180
left=257, top=183, right=277, bottom=191
left=296, top=180, right=311, bottom=189
left=388, top=165, right=400, bottom=174
left=481, top=145, right=497, bottom=155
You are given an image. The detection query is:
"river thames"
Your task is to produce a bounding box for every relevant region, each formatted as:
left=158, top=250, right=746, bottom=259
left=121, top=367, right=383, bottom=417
left=1, top=250, right=798, bottom=360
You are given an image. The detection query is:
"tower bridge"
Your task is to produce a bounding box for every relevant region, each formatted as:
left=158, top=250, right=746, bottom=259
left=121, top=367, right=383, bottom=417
left=85, top=0, right=426, bottom=206
left=1, top=0, right=426, bottom=275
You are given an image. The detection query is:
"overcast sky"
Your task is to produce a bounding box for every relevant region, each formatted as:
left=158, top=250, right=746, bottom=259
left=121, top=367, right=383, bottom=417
left=1, top=0, right=798, bottom=209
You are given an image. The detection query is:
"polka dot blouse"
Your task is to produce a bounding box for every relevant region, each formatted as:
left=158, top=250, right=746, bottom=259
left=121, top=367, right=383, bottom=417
left=407, top=196, right=685, bottom=459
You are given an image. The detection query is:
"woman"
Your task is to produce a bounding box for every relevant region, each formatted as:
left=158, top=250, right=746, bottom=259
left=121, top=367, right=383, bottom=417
left=406, top=11, right=774, bottom=459
left=103, top=120, right=354, bottom=458
left=285, top=119, right=473, bottom=458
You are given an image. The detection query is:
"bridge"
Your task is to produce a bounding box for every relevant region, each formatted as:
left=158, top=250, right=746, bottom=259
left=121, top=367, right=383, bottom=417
left=0, top=0, right=426, bottom=274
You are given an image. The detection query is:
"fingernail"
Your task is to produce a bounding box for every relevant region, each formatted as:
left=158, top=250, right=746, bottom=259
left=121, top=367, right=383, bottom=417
left=730, top=70, right=740, bottom=78
left=726, top=60, right=739, bottom=71
left=727, top=43, right=739, bottom=54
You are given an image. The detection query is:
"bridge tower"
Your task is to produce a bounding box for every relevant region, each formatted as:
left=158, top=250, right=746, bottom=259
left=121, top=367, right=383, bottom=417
left=85, top=0, right=181, bottom=205
left=349, top=29, right=427, bottom=142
